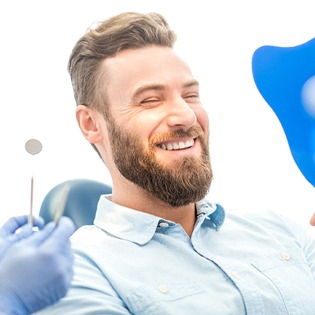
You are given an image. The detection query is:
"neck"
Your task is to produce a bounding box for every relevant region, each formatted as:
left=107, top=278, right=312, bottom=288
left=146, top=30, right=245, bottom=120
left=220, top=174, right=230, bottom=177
left=112, top=181, right=197, bottom=237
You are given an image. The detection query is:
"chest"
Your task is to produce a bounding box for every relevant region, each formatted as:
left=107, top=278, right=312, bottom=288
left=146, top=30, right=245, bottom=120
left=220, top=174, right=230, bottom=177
left=88, top=226, right=315, bottom=315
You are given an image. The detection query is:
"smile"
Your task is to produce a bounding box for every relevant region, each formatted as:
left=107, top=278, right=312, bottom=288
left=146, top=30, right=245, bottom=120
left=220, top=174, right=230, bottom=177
left=157, top=138, right=195, bottom=151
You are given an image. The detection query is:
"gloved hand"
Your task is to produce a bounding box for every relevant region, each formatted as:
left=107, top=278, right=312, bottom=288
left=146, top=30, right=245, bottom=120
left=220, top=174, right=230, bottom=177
left=0, top=216, right=75, bottom=315
left=0, top=215, right=45, bottom=258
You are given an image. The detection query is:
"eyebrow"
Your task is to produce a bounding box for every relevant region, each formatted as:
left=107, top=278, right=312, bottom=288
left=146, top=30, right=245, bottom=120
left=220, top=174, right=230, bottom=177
left=131, top=79, right=200, bottom=100
left=183, top=79, right=199, bottom=89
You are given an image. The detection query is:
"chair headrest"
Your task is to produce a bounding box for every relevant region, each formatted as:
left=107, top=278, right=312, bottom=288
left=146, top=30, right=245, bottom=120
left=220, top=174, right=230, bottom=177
left=39, top=179, right=112, bottom=229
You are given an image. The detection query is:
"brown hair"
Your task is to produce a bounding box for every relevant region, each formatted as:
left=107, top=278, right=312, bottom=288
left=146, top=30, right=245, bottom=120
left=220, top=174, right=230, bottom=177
left=68, top=12, right=177, bottom=115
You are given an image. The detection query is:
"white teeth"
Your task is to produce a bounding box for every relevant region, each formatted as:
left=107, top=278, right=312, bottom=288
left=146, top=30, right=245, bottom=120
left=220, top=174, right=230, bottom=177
left=160, top=139, right=194, bottom=151
left=167, top=143, right=173, bottom=150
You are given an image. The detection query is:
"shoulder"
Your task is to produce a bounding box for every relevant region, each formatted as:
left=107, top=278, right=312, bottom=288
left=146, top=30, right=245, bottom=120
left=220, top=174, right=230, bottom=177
left=225, top=209, right=315, bottom=248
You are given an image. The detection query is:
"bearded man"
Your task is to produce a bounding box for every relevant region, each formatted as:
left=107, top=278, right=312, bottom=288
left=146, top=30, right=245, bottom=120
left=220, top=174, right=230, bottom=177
left=35, top=12, right=315, bottom=315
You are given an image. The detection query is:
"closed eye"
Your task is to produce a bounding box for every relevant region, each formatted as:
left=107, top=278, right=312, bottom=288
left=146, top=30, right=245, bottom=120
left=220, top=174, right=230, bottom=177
left=184, top=93, right=200, bottom=102
left=140, top=98, right=161, bottom=106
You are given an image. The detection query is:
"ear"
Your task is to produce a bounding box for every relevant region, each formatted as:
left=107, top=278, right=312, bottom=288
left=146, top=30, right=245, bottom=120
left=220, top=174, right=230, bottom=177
left=76, top=105, right=104, bottom=144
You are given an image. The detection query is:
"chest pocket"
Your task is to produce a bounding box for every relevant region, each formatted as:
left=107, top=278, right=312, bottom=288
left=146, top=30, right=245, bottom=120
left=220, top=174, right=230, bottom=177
left=125, top=280, right=244, bottom=315
left=251, top=246, right=315, bottom=314
left=125, top=281, right=205, bottom=314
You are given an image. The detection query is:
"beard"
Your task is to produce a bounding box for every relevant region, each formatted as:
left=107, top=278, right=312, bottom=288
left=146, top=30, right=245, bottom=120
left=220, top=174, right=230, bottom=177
left=107, top=119, right=213, bottom=207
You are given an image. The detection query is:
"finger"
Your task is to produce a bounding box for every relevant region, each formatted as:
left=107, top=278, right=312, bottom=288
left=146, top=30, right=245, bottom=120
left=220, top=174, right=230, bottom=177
left=19, top=221, right=57, bottom=247
left=4, top=224, right=34, bottom=242
left=53, top=216, right=76, bottom=238
left=0, top=216, right=44, bottom=237
left=0, top=216, right=29, bottom=236
left=310, top=213, right=315, bottom=226
left=41, top=216, right=75, bottom=249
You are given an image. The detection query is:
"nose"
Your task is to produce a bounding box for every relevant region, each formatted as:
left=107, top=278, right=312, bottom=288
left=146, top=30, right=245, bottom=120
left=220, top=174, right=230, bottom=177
left=165, top=97, right=197, bottom=130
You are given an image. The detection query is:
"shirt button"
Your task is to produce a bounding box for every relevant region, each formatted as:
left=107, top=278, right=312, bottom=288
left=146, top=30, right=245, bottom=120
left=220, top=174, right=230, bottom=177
left=230, top=271, right=240, bottom=280
left=158, top=284, right=169, bottom=293
left=159, top=222, right=169, bottom=228
left=281, top=251, right=291, bottom=261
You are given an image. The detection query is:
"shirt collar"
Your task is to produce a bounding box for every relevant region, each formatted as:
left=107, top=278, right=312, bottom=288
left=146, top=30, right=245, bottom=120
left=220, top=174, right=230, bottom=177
left=196, top=200, right=225, bottom=231
left=94, top=195, right=225, bottom=245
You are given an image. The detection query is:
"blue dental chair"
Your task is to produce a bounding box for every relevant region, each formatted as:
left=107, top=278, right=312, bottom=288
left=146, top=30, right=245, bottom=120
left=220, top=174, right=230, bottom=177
left=39, top=178, right=112, bottom=229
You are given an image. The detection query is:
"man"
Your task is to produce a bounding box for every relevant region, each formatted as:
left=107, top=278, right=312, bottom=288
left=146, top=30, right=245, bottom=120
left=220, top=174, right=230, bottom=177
left=0, top=215, right=75, bottom=315
left=36, top=12, right=315, bottom=314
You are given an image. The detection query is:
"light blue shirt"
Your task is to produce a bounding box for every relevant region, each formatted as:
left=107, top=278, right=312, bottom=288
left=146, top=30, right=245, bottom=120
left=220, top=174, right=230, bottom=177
left=36, top=195, right=315, bottom=314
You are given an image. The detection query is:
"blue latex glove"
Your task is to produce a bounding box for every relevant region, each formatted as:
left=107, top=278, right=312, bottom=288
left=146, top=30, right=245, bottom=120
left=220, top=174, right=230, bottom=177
left=0, top=215, right=45, bottom=258
left=0, top=216, right=75, bottom=315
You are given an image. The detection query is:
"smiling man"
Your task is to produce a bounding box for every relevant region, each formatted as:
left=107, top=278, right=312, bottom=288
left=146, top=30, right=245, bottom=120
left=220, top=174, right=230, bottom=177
left=75, top=26, right=212, bottom=237
left=35, top=12, right=315, bottom=315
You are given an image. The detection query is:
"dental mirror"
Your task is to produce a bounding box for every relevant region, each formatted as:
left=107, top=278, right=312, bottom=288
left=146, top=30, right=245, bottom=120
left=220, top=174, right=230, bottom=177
left=25, top=139, right=42, bottom=155
left=25, top=139, right=43, bottom=225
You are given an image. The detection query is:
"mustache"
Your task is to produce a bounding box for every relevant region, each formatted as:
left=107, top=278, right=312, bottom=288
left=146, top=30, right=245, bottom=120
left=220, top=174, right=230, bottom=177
left=149, top=126, right=204, bottom=145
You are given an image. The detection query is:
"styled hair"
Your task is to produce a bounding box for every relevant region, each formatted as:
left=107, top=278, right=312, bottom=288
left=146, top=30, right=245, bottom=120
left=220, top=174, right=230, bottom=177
left=68, top=12, right=177, bottom=114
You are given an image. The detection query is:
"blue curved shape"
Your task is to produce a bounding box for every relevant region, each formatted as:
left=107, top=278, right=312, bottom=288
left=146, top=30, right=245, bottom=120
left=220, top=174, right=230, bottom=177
left=252, top=38, right=315, bottom=187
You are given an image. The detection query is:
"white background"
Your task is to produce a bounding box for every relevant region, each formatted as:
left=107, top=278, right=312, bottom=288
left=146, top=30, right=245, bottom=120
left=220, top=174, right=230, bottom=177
left=0, top=0, right=314, bottom=232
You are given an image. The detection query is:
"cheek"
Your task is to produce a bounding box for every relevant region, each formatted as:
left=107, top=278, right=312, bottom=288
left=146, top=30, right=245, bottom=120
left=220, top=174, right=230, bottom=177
left=195, top=107, right=209, bottom=132
left=127, top=111, right=164, bottom=137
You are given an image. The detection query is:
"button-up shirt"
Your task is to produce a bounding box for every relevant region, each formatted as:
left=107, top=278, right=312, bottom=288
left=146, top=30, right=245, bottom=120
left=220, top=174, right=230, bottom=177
left=36, top=195, right=315, bottom=314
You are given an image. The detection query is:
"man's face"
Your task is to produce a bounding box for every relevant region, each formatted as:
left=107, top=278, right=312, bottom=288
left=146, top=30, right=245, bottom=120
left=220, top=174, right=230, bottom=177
left=102, top=46, right=212, bottom=206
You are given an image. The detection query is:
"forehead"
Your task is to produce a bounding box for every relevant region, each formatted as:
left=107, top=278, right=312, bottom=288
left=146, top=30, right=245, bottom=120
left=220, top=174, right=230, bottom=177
left=102, top=46, right=196, bottom=99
